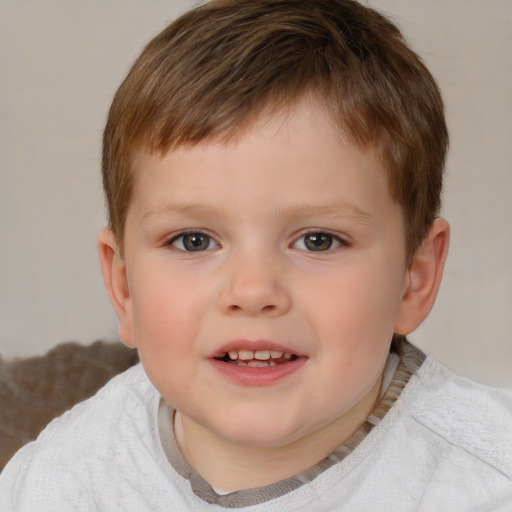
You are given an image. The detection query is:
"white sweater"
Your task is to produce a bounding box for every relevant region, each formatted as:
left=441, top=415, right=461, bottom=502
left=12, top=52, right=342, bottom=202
left=1, top=351, right=511, bottom=511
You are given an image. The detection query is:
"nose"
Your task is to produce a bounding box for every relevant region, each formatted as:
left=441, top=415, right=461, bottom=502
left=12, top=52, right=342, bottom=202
left=217, top=252, right=292, bottom=317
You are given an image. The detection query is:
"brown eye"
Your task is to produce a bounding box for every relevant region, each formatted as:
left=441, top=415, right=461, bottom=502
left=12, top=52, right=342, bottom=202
left=293, top=232, right=345, bottom=252
left=171, top=232, right=217, bottom=252
left=303, top=233, right=334, bottom=251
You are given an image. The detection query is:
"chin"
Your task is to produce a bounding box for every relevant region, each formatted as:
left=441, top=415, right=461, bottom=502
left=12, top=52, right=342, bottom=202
left=212, top=415, right=305, bottom=448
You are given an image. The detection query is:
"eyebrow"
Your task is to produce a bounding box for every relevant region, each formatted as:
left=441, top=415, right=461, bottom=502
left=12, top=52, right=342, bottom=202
left=141, top=203, right=219, bottom=221
left=141, top=202, right=372, bottom=222
left=281, top=204, right=372, bottom=221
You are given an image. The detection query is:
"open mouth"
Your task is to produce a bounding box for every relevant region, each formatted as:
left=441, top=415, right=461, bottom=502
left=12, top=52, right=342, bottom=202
left=214, top=349, right=298, bottom=367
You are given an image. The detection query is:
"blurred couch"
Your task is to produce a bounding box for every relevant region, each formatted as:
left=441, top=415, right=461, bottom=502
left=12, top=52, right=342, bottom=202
left=0, top=340, right=139, bottom=471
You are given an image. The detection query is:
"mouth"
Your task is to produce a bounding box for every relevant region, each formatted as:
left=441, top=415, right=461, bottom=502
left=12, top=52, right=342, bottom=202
left=214, top=349, right=298, bottom=367
left=210, top=342, right=306, bottom=385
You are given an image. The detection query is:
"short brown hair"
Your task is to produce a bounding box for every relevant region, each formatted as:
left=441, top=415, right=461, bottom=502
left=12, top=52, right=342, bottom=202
left=102, top=0, right=448, bottom=261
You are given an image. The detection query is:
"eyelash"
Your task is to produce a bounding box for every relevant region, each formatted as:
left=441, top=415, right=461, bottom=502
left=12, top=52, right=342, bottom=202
left=166, top=230, right=219, bottom=252
left=292, top=231, right=349, bottom=252
left=166, top=229, right=349, bottom=253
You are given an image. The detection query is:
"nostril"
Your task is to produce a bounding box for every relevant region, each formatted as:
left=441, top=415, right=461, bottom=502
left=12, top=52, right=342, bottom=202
left=224, top=303, right=283, bottom=317
left=227, top=304, right=276, bottom=313
left=218, top=281, right=291, bottom=316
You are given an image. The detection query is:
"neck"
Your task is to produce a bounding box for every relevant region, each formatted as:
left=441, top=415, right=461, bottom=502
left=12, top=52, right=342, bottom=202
left=174, top=375, right=382, bottom=492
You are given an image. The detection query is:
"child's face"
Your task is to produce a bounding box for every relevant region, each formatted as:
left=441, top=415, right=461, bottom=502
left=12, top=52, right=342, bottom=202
left=118, top=98, right=411, bottom=448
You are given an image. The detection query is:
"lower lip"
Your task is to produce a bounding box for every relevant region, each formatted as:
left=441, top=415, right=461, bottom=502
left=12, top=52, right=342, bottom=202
left=209, top=357, right=307, bottom=386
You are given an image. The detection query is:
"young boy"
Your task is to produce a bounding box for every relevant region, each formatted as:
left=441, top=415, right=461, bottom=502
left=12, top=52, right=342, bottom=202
left=1, top=0, right=511, bottom=509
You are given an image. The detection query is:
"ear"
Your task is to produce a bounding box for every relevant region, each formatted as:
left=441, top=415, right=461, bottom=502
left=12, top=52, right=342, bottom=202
left=394, top=218, right=450, bottom=335
left=98, top=229, right=137, bottom=348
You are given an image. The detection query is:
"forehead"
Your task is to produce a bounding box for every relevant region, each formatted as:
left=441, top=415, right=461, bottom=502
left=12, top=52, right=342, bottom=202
left=127, top=98, right=397, bottom=229
left=137, top=91, right=385, bottom=167
left=135, top=95, right=385, bottom=178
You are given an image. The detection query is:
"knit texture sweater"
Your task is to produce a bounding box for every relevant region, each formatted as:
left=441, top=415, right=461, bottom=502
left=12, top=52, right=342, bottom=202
left=1, top=343, right=511, bottom=511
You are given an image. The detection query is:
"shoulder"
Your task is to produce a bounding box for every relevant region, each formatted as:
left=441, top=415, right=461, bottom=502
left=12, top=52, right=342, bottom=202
left=0, top=365, right=168, bottom=510
left=328, top=351, right=512, bottom=509
left=36, top=363, right=157, bottom=445
left=404, top=355, right=512, bottom=477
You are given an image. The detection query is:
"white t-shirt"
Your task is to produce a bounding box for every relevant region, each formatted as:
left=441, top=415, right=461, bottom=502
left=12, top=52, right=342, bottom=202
left=0, top=344, right=511, bottom=511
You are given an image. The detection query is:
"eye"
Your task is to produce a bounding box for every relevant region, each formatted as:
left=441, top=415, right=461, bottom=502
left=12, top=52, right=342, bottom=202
left=293, top=232, right=346, bottom=252
left=169, top=231, right=219, bottom=252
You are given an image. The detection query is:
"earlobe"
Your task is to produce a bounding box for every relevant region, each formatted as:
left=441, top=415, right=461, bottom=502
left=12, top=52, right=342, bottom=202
left=394, top=218, right=450, bottom=335
left=97, top=229, right=137, bottom=347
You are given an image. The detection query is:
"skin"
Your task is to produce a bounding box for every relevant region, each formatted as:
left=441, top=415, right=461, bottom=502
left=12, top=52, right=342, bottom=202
left=99, top=97, right=449, bottom=491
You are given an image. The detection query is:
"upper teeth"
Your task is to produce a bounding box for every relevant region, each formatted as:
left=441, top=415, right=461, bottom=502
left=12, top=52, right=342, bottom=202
left=226, top=350, right=292, bottom=361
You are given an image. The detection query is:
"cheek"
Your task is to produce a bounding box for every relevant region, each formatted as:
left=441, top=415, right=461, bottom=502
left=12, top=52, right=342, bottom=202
left=128, top=263, right=209, bottom=366
left=306, top=266, right=403, bottom=411
left=130, top=276, right=208, bottom=408
left=302, top=260, right=404, bottom=351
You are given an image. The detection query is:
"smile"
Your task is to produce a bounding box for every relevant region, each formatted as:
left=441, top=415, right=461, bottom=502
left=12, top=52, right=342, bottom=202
left=214, top=349, right=297, bottom=367
left=210, top=342, right=306, bottom=386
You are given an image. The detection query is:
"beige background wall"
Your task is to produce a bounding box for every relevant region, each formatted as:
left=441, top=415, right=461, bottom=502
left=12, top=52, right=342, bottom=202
left=1, top=1, right=511, bottom=386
